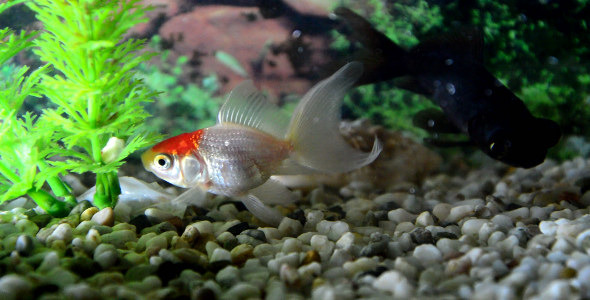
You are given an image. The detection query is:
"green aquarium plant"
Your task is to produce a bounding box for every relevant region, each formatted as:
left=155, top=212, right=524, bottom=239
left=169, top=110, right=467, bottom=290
left=0, top=0, right=158, bottom=215
left=0, top=0, right=74, bottom=216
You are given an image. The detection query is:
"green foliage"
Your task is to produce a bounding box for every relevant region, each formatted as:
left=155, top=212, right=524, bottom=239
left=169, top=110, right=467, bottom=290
left=0, top=0, right=158, bottom=213
left=0, top=67, right=46, bottom=201
left=343, top=84, right=437, bottom=135
left=137, top=35, right=220, bottom=136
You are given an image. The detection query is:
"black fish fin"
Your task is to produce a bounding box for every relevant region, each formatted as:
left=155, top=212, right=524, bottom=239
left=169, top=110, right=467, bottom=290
left=411, top=29, right=484, bottom=64
left=334, top=7, right=408, bottom=85
left=394, top=76, right=431, bottom=96
left=413, top=108, right=462, bottom=134
left=534, top=118, right=561, bottom=147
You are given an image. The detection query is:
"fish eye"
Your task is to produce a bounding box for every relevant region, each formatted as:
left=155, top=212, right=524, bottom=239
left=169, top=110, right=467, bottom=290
left=154, top=154, right=172, bottom=170
left=489, top=138, right=512, bottom=158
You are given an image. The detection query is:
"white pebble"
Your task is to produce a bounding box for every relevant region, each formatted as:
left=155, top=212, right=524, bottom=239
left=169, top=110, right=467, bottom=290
left=310, top=234, right=334, bottom=261
left=461, top=219, right=488, bottom=236
left=336, top=232, right=355, bottom=251
left=278, top=217, right=303, bottom=237
left=316, top=220, right=350, bottom=241
left=343, top=257, right=379, bottom=275
left=388, top=209, right=417, bottom=223
left=267, top=253, right=299, bottom=274
left=372, top=270, right=414, bottom=298
left=436, top=238, right=461, bottom=256
left=37, top=251, right=60, bottom=273
left=504, top=207, right=529, bottom=220
left=144, top=208, right=174, bottom=223
left=539, top=221, right=557, bottom=235
left=491, top=214, right=513, bottom=231
left=530, top=206, right=552, bottom=220
left=93, top=244, right=118, bottom=269
left=46, top=223, right=73, bottom=245
left=298, top=262, right=321, bottom=279
left=576, top=229, right=590, bottom=250
left=0, top=274, right=32, bottom=299
left=305, top=210, right=324, bottom=231
left=538, top=280, right=573, bottom=299
left=259, top=227, right=281, bottom=241
left=415, top=211, right=435, bottom=227
left=210, top=248, right=231, bottom=263
left=413, top=244, right=442, bottom=265
left=551, top=209, right=573, bottom=219
left=91, top=207, right=114, bottom=226
left=433, top=203, right=452, bottom=221
left=281, top=238, right=302, bottom=253
left=395, top=222, right=415, bottom=233
left=446, top=205, right=476, bottom=223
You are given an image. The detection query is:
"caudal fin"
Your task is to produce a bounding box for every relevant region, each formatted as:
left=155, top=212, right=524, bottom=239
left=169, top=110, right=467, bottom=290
left=334, top=7, right=408, bottom=85
left=286, top=62, right=382, bottom=174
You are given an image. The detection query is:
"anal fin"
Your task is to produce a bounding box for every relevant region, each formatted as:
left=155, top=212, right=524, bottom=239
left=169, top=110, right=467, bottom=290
left=240, top=194, right=284, bottom=226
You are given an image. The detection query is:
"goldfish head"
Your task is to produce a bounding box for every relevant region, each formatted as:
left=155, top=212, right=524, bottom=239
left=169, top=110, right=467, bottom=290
left=141, top=131, right=208, bottom=188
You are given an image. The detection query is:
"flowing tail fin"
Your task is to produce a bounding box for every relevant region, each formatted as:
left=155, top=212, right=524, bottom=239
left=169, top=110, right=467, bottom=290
left=286, top=62, right=382, bottom=173
left=334, top=7, right=409, bottom=85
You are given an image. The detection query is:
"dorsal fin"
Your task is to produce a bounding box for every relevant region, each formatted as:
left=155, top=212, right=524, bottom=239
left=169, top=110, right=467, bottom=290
left=218, top=80, right=290, bottom=139
left=411, top=29, right=484, bottom=63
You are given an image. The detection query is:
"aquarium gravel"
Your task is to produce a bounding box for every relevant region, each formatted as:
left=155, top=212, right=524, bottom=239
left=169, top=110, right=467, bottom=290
left=1, top=123, right=590, bottom=299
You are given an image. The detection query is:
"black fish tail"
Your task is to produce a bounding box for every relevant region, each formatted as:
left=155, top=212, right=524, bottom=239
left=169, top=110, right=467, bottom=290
left=335, top=7, right=409, bottom=85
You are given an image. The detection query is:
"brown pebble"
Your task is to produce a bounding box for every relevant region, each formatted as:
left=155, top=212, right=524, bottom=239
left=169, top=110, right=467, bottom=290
left=230, top=244, right=254, bottom=265
left=167, top=216, right=184, bottom=231
left=301, top=250, right=321, bottom=265
left=560, top=267, right=577, bottom=279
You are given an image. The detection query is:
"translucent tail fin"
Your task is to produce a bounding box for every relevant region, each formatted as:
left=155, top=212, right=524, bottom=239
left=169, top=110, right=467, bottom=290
left=286, top=62, right=382, bottom=173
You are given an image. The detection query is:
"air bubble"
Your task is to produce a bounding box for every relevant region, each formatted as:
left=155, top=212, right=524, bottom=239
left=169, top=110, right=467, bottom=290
left=427, top=120, right=435, bottom=128
left=484, top=89, right=492, bottom=96
left=297, top=47, right=303, bottom=53
left=292, top=30, right=302, bottom=38
left=446, top=83, right=456, bottom=95
left=445, top=58, right=454, bottom=66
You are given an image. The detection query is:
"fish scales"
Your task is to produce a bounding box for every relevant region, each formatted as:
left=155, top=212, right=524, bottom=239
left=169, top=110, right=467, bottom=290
left=198, top=124, right=291, bottom=196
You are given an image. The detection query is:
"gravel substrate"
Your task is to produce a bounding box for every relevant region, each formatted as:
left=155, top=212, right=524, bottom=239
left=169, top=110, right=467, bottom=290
left=2, top=131, right=590, bottom=299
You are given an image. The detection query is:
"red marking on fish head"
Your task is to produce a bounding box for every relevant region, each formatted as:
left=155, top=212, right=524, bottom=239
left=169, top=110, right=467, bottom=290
left=151, top=129, right=204, bottom=156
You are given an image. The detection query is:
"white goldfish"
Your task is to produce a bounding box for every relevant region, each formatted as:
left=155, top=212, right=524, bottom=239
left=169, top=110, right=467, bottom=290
left=142, top=62, right=381, bottom=225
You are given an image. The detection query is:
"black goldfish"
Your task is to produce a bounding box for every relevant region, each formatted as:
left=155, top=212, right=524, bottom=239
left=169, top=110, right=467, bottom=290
left=335, top=7, right=561, bottom=168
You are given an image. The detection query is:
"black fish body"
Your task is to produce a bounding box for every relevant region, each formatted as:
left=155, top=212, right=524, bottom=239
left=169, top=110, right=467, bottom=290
left=336, top=7, right=561, bottom=168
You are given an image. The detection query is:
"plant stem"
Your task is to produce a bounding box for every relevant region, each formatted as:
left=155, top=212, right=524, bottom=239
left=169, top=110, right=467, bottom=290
left=36, top=160, right=76, bottom=205
left=27, top=189, right=69, bottom=217
left=93, top=173, right=109, bottom=209
left=107, top=170, right=120, bottom=207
